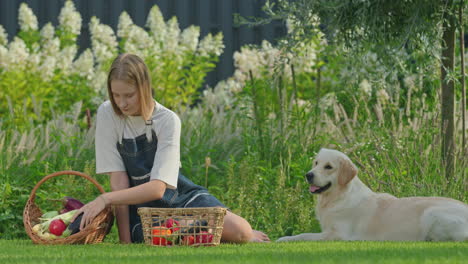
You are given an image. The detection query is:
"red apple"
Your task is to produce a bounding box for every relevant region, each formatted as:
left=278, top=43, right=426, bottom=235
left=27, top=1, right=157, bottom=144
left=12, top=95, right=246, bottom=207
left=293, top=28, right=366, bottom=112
left=49, top=219, right=67, bottom=236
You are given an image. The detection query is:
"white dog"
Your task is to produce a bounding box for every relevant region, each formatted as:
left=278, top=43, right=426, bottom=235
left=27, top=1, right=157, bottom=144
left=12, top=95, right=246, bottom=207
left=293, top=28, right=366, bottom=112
left=277, top=148, right=468, bottom=242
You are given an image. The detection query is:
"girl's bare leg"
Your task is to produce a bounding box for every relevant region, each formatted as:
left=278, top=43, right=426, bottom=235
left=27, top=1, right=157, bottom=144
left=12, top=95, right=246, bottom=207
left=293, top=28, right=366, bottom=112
left=221, top=211, right=270, bottom=243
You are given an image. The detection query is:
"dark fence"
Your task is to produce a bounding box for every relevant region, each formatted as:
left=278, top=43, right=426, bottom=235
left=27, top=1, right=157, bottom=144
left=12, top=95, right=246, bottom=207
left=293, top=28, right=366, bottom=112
left=0, top=0, right=286, bottom=87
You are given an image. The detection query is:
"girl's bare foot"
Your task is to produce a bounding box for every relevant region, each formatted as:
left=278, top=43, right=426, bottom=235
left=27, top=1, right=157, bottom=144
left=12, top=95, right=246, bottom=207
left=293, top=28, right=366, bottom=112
left=250, top=230, right=270, bottom=242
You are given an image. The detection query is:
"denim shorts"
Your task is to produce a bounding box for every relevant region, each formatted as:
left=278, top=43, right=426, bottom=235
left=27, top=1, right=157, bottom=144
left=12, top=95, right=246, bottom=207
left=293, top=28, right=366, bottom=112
left=129, top=192, right=226, bottom=243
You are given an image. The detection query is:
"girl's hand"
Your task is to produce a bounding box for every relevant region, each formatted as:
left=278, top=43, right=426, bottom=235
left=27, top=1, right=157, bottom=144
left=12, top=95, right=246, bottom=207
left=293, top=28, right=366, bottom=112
left=71, top=195, right=108, bottom=230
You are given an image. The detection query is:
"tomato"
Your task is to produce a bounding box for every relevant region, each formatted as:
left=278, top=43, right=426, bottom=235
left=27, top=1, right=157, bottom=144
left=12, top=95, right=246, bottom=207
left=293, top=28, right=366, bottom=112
left=152, top=227, right=172, bottom=246
left=194, top=231, right=214, bottom=244
left=165, top=218, right=180, bottom=232
left=182, top=235, right=195, bottom=245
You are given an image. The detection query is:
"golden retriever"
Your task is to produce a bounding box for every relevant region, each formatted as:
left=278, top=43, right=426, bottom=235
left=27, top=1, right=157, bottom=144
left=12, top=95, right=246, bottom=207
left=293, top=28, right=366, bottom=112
left=277, top=148, right=468, bottom=241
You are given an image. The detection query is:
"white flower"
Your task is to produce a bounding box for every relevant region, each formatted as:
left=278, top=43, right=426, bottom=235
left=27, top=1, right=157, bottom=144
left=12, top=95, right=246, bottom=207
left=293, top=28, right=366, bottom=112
left=117, top=12, right=133, bottom=39
left=286, top=17, right=295, bottom=34
left=164, top=17, right=180, bottom=53
left=27, top=53, right=41, bottom=68
left=93, top=42, right=114, bottom=64
left=376, top=89, right=390, bottom=105
left=296, top=99, right=308, bottom=107
left=203, top=80, right=236, bottom=107
left=123, top=42, right=138, bottom=56
left=261, top=40, right=280, bottom=69
left=225, top=78, right=243, bottom=93
left=90, top=70, right=108, bottom=95
left=73, top=49, right=94, bottom=78
left=198, top=33, right=224, bottom=57
left=233, top=46, right=264, bottom=81
left=40, top=23, right=55, bottom=41
left=8, top=37, right=29, bottom=67
left=39, top=56, right=57, bottom=80
left=359, top=79, right=372, bottom=97
left=146, top=6, right=166, bottom=43
left=56, top=45, right=77, bottom=75
left=0, top=25, right=7, bottom=46
left=233, top=69, right=247, bottom=83
left=41, top=37, right=60, bottom=57
left=232, top=38, right=320, bottom=83
left=18, top=3, right=38, bottom=31
left=124, top=25, right=154, bottom=58
left=293, top=43, right=317, bottom=73
left=213, top=78, right=242, bottom=96
left=30, top=42, right=40, bottom=53
left=58, top=0, right=82, bottom=36
left=90, top=17, right=117, bottom=47
left=267, top=112, right=277, bottom=120
left=0, top=45, right=9, bottom=68
left=320, top=93, right=337, bottom=110
left=198, top=34, right=213, bottom=57
left=180, top=26, right=200, bottom=52
left=212, top=33, right=224, bottom=56
left=89, top=17, right=118, bottom=64
left=404, top=75, right=416, bottom=90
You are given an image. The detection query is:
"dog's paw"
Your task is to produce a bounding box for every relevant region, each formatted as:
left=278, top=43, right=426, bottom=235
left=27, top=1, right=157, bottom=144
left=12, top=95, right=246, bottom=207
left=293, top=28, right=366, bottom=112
left=276, top=236, right=293, bottom=242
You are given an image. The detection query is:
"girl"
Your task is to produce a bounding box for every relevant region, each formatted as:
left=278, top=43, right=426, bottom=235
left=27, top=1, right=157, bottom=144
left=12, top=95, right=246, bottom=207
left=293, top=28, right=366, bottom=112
left=72, top=53, right=269, bottom=243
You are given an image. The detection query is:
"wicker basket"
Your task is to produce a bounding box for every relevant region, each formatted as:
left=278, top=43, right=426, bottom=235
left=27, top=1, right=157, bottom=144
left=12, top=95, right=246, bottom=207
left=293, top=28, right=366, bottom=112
left=23, top=170, right=114, bottom=245
left=138, top=207, right=226, bottom=246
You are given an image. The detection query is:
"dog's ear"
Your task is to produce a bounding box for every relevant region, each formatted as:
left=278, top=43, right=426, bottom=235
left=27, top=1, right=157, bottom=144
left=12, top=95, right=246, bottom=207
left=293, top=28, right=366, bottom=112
left=338, top=157, right=357, bottom=186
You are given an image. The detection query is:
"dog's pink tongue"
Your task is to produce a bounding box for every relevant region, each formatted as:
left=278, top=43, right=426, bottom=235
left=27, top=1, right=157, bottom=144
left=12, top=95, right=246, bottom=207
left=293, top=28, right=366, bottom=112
left=309, top=185, right=320, bottom=192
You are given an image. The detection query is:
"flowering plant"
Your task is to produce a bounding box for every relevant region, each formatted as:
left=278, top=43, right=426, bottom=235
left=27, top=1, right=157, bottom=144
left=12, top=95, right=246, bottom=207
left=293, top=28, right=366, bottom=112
left=0, top=1, right=224, bottom=129
left=0, top=2, right=95, bottom=129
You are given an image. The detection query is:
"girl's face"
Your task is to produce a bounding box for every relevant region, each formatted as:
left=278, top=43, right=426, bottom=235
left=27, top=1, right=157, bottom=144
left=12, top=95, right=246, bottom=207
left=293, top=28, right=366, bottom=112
left=111, top=80, right=141, bottom=116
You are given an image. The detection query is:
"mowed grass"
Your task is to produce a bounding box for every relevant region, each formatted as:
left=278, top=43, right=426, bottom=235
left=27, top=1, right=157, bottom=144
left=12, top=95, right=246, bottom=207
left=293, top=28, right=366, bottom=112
left=0, top=240, right=466, bottom=264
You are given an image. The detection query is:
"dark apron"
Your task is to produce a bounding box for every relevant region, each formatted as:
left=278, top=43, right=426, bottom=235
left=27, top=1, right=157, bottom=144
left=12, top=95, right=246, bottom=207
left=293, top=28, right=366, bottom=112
left=116, top=128, right=207, bottom=242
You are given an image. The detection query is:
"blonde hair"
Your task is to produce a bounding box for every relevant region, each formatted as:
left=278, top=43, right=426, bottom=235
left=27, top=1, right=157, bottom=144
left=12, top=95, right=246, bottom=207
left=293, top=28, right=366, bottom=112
left=107, top=53, right=154, bottom=121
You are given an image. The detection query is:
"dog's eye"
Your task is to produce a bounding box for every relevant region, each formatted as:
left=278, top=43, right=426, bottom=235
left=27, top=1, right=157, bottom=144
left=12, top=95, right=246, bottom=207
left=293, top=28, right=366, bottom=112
left=325, top=165, right=332, bottom=169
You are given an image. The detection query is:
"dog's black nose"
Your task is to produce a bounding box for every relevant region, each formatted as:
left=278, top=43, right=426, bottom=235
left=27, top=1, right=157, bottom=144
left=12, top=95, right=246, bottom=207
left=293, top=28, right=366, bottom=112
left=305, top=171, right=314, bottom=183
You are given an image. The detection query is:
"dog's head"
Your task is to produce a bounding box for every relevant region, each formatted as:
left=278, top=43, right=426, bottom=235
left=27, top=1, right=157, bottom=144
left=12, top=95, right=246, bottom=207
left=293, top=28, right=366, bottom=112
left=306, top=148, right=358, bottom=194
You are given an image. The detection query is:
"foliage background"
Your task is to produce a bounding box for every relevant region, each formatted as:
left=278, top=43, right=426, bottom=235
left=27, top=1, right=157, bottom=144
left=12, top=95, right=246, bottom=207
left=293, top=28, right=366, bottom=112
left=0, top=1, right=466, bottom=241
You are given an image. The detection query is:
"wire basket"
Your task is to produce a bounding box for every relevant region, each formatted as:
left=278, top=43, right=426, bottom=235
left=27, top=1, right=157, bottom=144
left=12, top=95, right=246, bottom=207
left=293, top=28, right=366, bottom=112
left=138, top=207, right=226, bottom=246
left=23, top=170, right=114, bottom=245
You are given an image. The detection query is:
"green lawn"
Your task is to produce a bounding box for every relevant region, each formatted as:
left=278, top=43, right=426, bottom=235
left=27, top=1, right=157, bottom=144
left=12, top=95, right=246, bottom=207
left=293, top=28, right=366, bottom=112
left=0, top=240, right=466, bottom=264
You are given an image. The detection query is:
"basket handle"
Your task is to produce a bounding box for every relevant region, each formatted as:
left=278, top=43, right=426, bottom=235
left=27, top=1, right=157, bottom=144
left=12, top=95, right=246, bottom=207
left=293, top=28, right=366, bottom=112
left=28, top=170, right=106, bottom=203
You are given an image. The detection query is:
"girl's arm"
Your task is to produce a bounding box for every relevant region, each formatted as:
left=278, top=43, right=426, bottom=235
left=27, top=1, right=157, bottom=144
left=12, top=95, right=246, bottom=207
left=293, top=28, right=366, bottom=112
left=72, top=175, right=167, bottom=231
left=109, top=171, right=131, bottom=243
left=104, top=177, right=166, bottom=205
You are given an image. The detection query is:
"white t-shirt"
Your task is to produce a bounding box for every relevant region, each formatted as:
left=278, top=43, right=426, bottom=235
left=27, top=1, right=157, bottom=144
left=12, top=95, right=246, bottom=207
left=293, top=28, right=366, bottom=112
left=95, top=100, right=181, bottom=189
